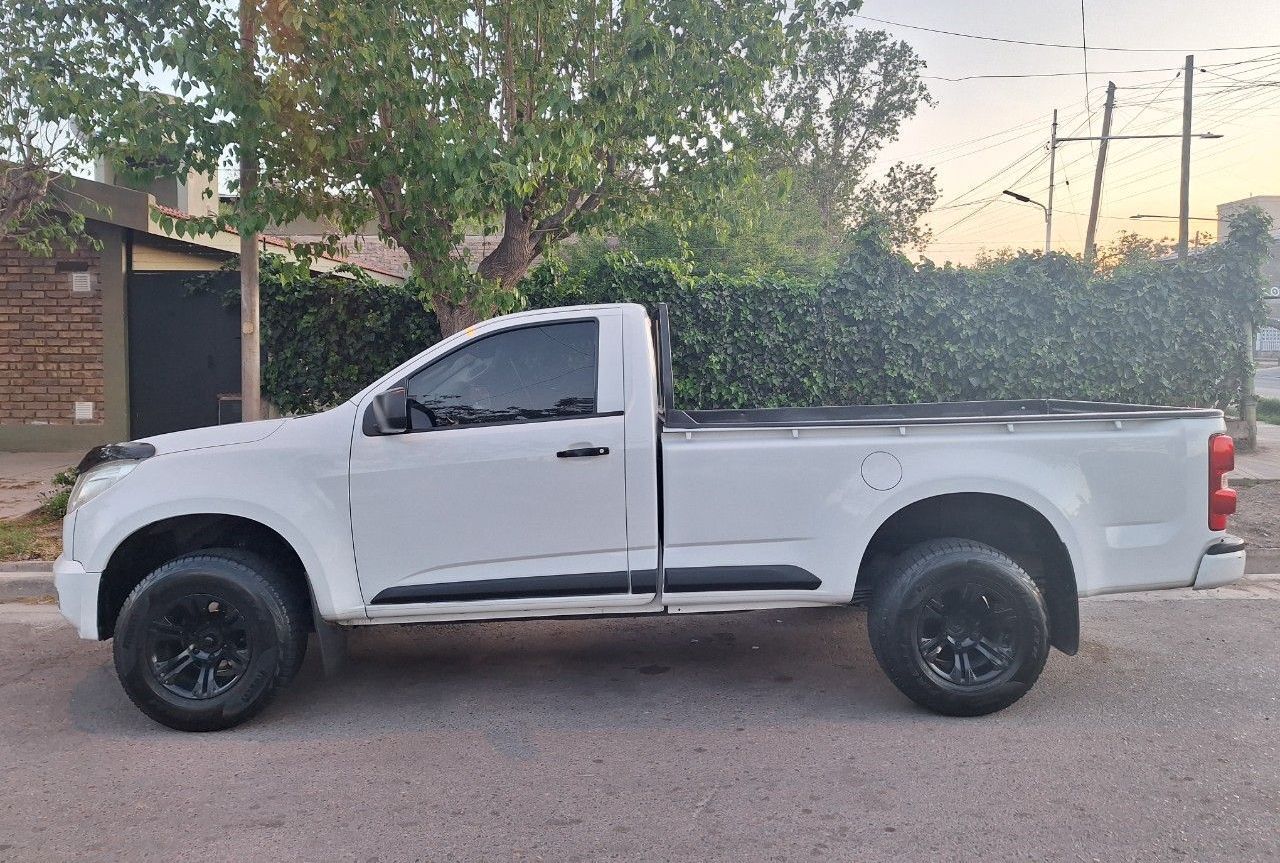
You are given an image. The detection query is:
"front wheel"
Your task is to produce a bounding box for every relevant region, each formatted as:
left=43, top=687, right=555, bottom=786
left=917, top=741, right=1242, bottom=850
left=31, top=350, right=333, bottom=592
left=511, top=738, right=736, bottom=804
left=868, top=539, right=1049, bottom=716
left=112, top=549, right=309, bottom=731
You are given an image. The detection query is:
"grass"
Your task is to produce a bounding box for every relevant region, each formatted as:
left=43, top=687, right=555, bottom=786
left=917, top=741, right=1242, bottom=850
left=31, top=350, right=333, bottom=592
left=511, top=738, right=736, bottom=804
left=0, top=511, right=63, bottom=562
left=40, top=468, right=76, bottom=519
left=0, top=468, right=74, bottom=562
left=1258, top=396, right=1280, bottom=426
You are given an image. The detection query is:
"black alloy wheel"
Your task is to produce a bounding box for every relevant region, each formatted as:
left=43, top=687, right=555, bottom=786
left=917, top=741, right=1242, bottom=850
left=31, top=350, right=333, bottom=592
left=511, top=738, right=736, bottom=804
left=113, top=549, right=309, bottom=731
left=913, top=581, right=1018, bottom=688
left=146, top=593, right=253, bottom=700
left=868, top=538, right=1050, bottom=716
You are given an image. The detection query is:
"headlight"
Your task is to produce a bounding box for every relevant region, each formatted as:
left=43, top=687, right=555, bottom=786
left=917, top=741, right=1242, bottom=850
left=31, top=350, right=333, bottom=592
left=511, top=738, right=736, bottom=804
left=66, top=460, right=140, bottom=513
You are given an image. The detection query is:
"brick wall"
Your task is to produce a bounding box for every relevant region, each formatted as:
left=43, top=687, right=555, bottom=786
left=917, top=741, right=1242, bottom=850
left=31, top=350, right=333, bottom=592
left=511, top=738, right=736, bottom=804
left=0, top=240, right=105, bottom=427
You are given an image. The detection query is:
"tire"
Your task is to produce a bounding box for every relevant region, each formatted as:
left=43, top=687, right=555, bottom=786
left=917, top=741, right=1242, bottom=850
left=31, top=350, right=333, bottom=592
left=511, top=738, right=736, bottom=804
left=868, top=538, right=1049, bottom=717
left=112, top=548, right=309, bottom=731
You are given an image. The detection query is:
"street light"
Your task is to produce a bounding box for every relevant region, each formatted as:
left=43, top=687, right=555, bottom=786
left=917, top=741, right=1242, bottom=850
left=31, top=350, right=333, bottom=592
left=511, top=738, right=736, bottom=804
left=1002, top=190, right=1051, bottom=253
left=1129, top=214, right=1216, bottom=248
left=1129, top=214, right=1216, bottom=221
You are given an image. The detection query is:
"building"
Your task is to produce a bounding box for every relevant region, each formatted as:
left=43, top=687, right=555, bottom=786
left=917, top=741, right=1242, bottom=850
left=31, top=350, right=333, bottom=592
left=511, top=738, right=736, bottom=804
left=1218, top=195, right=1280, bottom=284
left=0, top=170, right=405, bottom=453
left=1218, top=196, right=1280, bottom=352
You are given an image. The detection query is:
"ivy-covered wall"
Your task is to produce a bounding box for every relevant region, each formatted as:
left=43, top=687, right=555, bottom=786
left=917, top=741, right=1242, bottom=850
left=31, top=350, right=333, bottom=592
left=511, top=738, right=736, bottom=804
left=526, top=209, right=1269, bottom=410
left=250, top=259, right=440, bottom=415
left=252, top=209, right=1271, bottom=414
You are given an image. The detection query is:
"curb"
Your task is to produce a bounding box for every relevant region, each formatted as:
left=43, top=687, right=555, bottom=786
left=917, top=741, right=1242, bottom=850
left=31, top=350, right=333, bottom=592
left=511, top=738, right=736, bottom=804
left=0, top=572, right=57, bottom=601
left=1244, top=547, right=1280, bottom=573
left=0, top=560, right=56, bottom=573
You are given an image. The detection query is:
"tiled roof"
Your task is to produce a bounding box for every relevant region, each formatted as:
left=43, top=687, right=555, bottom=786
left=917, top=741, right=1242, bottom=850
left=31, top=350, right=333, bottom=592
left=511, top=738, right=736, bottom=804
left=152, top=203, right=594, bottom=279
left=288, top=233, right=512, bottom=275
left=149, top=204, right=408, bottom=280
left=284, top=235, right=411, bottom=278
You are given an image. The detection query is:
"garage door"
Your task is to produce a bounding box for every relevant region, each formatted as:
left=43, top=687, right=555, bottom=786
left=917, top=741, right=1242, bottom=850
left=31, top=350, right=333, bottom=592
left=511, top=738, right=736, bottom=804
left=127, top=272, right=241, bottom=439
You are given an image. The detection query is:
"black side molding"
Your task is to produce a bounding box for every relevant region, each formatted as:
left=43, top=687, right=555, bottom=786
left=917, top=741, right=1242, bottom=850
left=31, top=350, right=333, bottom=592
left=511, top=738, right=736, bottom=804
left=1206, top=535, right=1245, bottom=555
left=371, top=571, right=629, bottom=605
left=370, top=565, right=822, bottom=605
left=76, top=441, right=156, bottom=475
left=664, top=565, right=821, bottom=593
left=630, top=569, right=658, bottom=593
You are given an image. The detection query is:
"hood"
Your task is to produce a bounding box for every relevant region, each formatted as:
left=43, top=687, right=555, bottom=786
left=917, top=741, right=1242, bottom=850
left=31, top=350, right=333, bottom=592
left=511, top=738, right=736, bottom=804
left=138, top=418, right=289, bottom=456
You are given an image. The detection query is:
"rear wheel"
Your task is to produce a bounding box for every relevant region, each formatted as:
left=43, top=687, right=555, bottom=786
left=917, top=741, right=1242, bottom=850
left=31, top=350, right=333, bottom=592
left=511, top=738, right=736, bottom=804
left=868, top=539, right=1049, bottom=716
left=112, top=549, right=308, bottom=731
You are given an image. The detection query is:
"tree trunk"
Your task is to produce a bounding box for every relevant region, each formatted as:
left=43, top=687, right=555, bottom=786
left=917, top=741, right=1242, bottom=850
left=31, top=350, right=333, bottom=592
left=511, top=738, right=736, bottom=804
left=434, top=298, right=483, bottom=337
left=429, top=206, right=537, bottom=337
left=476, top=206, right=536, bottom=293
left=406, top=208, right=541, bottom=338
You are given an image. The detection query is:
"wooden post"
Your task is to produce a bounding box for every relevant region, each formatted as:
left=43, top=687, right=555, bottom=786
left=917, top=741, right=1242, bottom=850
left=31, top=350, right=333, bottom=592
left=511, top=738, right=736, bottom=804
left=239, top=0, right=261, bottom=422
left=1177, top=54, right=1195, bottom=260
left=1243, top=320, right=1258, bottom=451
left=1045, top=109, right=1057, bottom=254
left=1083, top=82, right=1116, bottom=264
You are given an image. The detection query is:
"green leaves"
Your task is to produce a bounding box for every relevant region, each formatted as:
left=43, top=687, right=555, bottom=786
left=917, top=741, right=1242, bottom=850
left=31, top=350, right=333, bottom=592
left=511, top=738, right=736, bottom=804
left=19, top=0, right=828, bottom=332
left=240, top=208, right=1266, bottom=416
left=197, top=255, right=441, bottom=415
left=532, top=211, right=1269, bottom=411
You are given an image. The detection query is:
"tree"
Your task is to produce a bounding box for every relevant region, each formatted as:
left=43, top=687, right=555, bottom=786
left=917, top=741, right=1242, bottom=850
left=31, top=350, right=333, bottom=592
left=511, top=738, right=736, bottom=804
left=0, top=9, right=109, bottom=254
left=758, top=24, right=937, bottom=246
left=266, top=0, right=850, bottom=334
left=565, top=164, right=843, bottom=282
left=574, top=22, right=936, bottom=280
left=28, top=0, right=845, bottom=335
left=1095, top=229, right=1214, bottom=272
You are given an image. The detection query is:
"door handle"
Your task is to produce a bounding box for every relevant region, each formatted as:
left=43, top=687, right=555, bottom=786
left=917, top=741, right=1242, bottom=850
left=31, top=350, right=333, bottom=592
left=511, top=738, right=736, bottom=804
left=557, top=446, right=609, bottom=458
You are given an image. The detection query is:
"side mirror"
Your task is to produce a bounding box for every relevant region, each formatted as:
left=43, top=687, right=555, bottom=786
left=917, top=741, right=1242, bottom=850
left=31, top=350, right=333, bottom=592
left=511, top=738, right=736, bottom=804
left=369, top=387, right=409, bottom=435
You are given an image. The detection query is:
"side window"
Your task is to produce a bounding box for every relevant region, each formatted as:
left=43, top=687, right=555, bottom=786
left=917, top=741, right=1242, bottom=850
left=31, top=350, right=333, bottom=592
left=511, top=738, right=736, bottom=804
left=405, top=321, right=598, bottom=428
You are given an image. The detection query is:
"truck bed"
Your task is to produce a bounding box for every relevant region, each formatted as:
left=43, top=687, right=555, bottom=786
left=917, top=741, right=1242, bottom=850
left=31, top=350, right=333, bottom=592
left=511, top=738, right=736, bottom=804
left=666, top=399, right=1221, bottom=429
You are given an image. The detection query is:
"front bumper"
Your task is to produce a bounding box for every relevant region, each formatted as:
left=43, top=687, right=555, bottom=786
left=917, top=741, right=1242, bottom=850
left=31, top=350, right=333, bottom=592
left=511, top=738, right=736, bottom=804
left=1193, top=535, right=1246, bottom=590
left=54, top=556, right=100, bottom=639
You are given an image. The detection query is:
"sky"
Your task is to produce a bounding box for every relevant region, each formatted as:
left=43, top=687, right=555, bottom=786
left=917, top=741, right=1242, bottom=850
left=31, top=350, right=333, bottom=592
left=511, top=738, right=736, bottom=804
left=859, top=0, right=1280, bottom=263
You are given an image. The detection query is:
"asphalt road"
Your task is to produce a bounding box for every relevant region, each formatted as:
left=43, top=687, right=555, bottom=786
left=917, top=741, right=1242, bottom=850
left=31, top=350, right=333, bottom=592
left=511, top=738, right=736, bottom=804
left=1, top=590, right=1277, bottom=863
left=1255, top=363, right=1280, bottom=400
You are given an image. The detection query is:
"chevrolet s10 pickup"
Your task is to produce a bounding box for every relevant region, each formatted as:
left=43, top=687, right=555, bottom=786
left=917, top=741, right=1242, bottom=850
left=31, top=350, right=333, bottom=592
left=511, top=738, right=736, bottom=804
left=55, top=303, right=1245, bottom=729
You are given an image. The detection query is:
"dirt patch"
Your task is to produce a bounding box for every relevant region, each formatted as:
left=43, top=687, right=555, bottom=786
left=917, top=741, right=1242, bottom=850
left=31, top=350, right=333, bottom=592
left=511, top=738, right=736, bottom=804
left=1230, top=481, right=1280, bottom=549
left=0, top=512, right=62, bottom=562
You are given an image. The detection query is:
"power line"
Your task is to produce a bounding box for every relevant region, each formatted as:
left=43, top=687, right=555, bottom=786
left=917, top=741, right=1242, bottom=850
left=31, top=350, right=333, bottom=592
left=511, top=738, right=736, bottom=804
left=933, top=106, right=1095, bottom=213
left=896, top=117, right=1044, bottom=161
left=922, top=52, right=1280, bottom=255
left=934, top=147, right=1054, bottom=238
left=924, top=64, right=1182, bottom=82
left=853, top=14, right=1280, bottom=53
left=1201, top=68, right=1280, bottom=87
left=933, top=142, right=1049, bottom=210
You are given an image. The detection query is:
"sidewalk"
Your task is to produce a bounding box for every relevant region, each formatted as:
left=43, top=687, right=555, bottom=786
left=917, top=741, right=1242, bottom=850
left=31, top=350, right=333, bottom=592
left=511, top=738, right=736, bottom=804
left=1232, top=421, right=1280, bottom=481
left=0, top=451, right=81, bottom=519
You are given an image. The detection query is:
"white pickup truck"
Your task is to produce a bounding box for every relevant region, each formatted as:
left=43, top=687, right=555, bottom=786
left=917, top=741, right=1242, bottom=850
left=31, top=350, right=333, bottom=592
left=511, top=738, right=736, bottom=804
left=55, top=303, right=1246, bottom=730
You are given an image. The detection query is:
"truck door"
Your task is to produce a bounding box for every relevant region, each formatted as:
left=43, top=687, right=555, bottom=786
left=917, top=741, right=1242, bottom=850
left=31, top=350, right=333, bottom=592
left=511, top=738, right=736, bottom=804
left=349, top=310, right=644, bottom=611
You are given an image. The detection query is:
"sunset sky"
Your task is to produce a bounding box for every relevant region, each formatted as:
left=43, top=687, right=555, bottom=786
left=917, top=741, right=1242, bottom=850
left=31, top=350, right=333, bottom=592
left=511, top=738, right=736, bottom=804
left=862, top=1, right=1280, bottom=263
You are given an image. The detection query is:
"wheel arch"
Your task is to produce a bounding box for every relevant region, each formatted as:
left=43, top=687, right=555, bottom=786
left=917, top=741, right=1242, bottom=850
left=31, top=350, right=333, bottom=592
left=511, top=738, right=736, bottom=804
left=856, top=491, right=1080, bottom=655
left=96, top=513, right=314, bottom=640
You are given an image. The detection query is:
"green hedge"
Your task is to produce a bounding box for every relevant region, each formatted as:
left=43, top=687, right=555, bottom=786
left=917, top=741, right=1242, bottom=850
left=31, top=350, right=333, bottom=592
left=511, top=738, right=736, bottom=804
left=527, top=209, right=1269, bottom=409
left=253, top=209, right=1270, bottom=413
left=253, top=259, right=440, bottom=415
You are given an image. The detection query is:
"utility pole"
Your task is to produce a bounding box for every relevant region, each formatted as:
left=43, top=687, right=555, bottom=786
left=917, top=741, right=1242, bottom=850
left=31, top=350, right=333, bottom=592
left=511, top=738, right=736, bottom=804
left=1045, top=109, right=1058, bottom=253
left=1177, top=54, right=1195, bottom=260
left=239, top=0, right=261, bottom=422
left=1083, top=82, right=1116, bottom=263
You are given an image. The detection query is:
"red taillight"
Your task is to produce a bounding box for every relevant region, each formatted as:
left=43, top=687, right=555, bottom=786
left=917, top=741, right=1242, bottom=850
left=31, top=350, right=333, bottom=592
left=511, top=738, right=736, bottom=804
left=1208, top=433, right=1236, bottom=531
